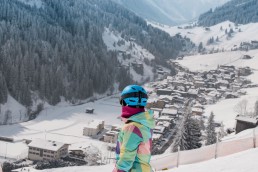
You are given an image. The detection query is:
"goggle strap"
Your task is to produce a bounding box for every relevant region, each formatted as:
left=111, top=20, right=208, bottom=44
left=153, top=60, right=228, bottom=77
left=120, top=92, right=148, bottom=101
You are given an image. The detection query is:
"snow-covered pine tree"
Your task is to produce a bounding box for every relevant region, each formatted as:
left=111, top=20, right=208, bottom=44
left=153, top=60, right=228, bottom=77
left=205, top=111, right=217, bottom=145
left=198, top=42, right=203, bottom=52
left=187, top=117, right=202, bottom=149
left=172, top=107, right=202, bottom=151
left=0, top=72, right=8, bottom=104
left=218, top=122, right=227, bottom=141
left=199, top=117, right=205, bottom=131
left=254, top=100, right=258, bottom=117
left=84, top=145, right=102, bottom=166
left=172, top=113, right=189, bottom=152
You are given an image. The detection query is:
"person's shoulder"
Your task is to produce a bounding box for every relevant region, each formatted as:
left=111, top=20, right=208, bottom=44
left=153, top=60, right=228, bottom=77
left=124, top=121, right=142, bottom=129
left=122, top=122, right=143, bottom=138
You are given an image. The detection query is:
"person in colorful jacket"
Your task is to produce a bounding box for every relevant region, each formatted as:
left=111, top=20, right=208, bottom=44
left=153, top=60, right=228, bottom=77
left=113, top=85, right=155, bottom=172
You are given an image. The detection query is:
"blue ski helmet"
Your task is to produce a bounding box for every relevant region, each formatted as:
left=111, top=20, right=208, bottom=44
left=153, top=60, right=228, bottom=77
left=120, top=85, right=148, bottom=107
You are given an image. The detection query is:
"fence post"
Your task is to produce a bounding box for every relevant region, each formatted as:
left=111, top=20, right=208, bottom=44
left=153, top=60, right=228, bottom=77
left=215, top=135, right=219, bottom=159
left=176, top=146, right=180, bottom=168
left=253, top=128, right=256, bottom=148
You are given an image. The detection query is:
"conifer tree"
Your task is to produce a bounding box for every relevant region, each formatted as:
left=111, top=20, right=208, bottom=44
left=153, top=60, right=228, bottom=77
left=173, top=108, right=202, bottom=151
left=254, top=100, right=258, bottom=117
left=0, top=72, right=8, bottom=104
left=205, top=111, right=217, bottom=145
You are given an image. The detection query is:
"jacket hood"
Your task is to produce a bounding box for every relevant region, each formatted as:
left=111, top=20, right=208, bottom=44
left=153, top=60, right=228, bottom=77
left=127, top=110, right=155, bottom=129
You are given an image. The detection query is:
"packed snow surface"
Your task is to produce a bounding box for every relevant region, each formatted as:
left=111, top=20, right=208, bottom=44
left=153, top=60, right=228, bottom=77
left=20, top=148, right=258, bottom=172
left=167, top=148, right=258, bottom=172
left=0, top=95, right=122, bottom=159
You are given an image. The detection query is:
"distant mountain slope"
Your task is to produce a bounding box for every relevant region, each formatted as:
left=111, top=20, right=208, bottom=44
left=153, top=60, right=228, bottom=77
left=152, top=21, right=258, bottom=51
left=199, top=0, right=258, bottom=26
left=112, top=0, right=230, bottom=25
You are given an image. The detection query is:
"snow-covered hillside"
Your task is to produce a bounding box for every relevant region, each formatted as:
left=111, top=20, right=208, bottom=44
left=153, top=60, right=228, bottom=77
left=0, top=95, right=122, bottom=159
left=176, top=49, right=258, bottom=128
left=0, top=95, right=27, bottom=125
left=103, top=28, right=155, bottom=82
left=113, top=0, right=229, bottom=25
left=152, top=21, right=258, bottom=51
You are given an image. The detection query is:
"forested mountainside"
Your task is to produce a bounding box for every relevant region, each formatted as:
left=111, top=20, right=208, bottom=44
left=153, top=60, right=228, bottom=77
left=199, top=0, right=258, bottom=26
left=0, top=0, right=191, bottom=107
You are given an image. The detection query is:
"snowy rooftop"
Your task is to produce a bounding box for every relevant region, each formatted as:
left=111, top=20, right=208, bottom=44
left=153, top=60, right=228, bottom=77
left=157, top=121, right=171, bottom=128
left=154, top=126, right=166, bottom=133
left=150, top=108, right=163, bottom=112
left=192, top=107, right=204, bottom=113
left=28, top=139, right=66, bottom=151
left=153, top=133, right=162, bottom=140
left=105, top=130, right=119, bottom=136
left=188, top=89, right=199, bottom=95
left=86, top=120, right=104, bottom=129
left=159, top=95, right=173, bottom=101
left=158, top=115, right=174, bottom=121
left=162, top=108, right=178, bottom=115
left=194, top=102, right=204, bottom=108
left=235, top=116, right=258, bottom=124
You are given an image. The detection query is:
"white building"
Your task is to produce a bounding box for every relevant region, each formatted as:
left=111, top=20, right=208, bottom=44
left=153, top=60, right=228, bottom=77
left=157, top=121, right=171, bottom=129
left=28, top=139, right=69, bottom=161
left=153, top=126, right=166, bottom=134
left=83, top=120, right=105, bottom=137
left=103, top=124, right=121, bottom=143
left=153, top=133, right=162, bottom=141
left=157, top=115, right=174, bottom=122
left=161, top=108, right=178, bottom=118
left=103, top=130, right=119, bottom=143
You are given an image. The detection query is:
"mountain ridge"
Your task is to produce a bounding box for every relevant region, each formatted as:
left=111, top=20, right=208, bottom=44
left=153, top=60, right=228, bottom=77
left=112, top=0, right=230, bottom=25
left=199, top=0, right=258, bottom=26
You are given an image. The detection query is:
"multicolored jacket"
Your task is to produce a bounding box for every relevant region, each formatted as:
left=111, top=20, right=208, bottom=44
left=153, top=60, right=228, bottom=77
left=113, top=110, right=155, bottom=172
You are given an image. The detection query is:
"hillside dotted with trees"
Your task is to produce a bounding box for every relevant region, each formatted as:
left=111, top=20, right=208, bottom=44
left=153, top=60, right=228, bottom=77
left=0, top=0, right=192, bottom=112
left=199, top=0, right=258, bottom=26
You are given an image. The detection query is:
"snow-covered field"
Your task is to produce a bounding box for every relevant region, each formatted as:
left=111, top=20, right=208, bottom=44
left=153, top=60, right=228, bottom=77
left=0, top=95, right=123, bottom=159
left=204, top=87, right=258, bottom=128
left=152, top=21, right=258, bottom=51
left=175, top=49, right=258, bottom=128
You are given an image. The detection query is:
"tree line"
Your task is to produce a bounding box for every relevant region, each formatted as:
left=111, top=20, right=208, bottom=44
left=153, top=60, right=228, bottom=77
left=199, top=0, right=258, bottom=26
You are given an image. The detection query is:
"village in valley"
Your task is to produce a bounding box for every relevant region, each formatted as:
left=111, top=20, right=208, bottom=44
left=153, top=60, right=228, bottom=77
left=146, top=54, right=258, bottom=154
